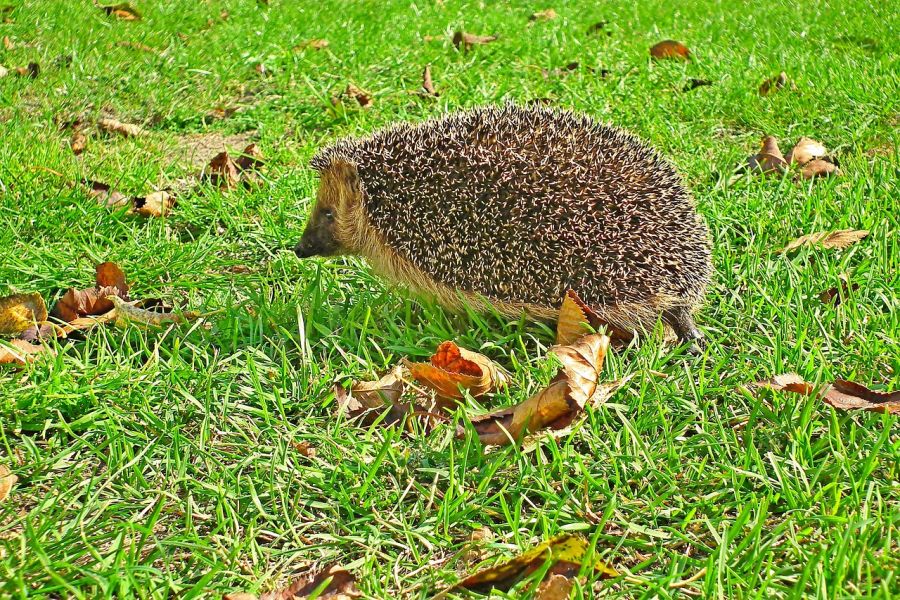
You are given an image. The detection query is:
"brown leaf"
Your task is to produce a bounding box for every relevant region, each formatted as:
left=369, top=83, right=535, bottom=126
left=338, top=365, right=410, bottom=425
left=205, top=151, right=241, bottom=189
left=134, top=190, right=175, bottom=217
left=52, top=286, right=123, bottom=322
left=97, top=117, right=146, bottom=137
left=0, top=292, right=48, bottom=335
left=748, top=373, right=819, bottom=396
left=556, top=290, right=633, bottom=346
left=101, top=3, right=141, bottom=20
left=291, top=441, right=316, bottom=457
left=785, top=137, right=840, bottom=178
left=823, top=380, right=900, bottom=414
left=441, top=534, right=616, bottom=596
left=0, top=339, right=51, bottom=365
left=759, top=71, right=790, bottom=96
left=406, top=341, right=507, bottom=400
left=14, top=62, right=39, bottom=78
left=818, top=278, right=860, bottom=306
left=83, top=179, right=130, bottom=209
left=535, top=573, right=575, bottom=600
left=95, top=261, right=129, bottom=294
left=453, top=31, right=498, bottom=51
left=0, top=464, right=17, bottom=502
left=798, top=159, right=840, bottom=179
left=344, top=83, right=372, bottom=108
left=256, top=565, right=360, bottom=600
left=236, top=143, right=264, bottom=171
left=2, top=35, right=12, bottom=50
left=650, top=40, right=690, bottom=60
left=529, top=9, right=558, bottom=21
left=421, top=64, right=438, bottom=97
left=781, top=229, right=868, bottom=253
left=747, top=136, right=787, bottom=175
left=71, top=126, right=87, bottom=155
left=470, top=334, right=608, bottom=446
left=59, top=307, right=118, bottom=336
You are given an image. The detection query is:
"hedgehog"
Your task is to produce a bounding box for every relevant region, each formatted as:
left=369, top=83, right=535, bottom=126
left=294, top=105, right=712, bottom=345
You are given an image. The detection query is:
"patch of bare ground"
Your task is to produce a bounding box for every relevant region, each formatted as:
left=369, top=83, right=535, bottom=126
left=170, top=131, right=257, bottom=169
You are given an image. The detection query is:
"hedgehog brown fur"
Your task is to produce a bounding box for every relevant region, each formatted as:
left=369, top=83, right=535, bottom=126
left=295, top=104, right=712, bottom=343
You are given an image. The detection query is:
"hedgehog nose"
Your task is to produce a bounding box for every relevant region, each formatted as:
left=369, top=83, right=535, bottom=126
left=294, top=241, right=313, bottom=258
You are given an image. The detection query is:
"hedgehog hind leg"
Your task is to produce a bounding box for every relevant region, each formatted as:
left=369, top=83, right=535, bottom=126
left=662, top=306, right=704, bottom=354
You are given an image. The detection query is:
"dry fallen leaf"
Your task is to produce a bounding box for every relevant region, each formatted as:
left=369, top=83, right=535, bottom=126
left=556, top=290, right=634, bottom=346
left=2, top=35, right=12, bottom=50
left=438, top=534, right=616, bottom=597
left=823, top=380, right=900, bottom=414
left=453, top=31, right=498, bottom=51
left=101, top=3, right=141, bottom=20
left=405, top=341, right=507, bottom=401
left=236, top=143, right=264, bottom=172
left=97, top=117, right=146, bottom=137
left=108, top=295, right=198, bottom=328
left=650, top=40, right=690, bottom=60
left=818, top=277, right=860, bottom=306
left=470, top=334, right=609, bottom=446
left=133, top=190, right=175, bottom=217
left=759, top=71, right=791, bottom=96
left=83, top=179, right=130, bottom=209
left=535, top=573, right=575, bottom=600
left=51, top=262, right=129, bottom=322
left=529, top=9, right=558, bottom=21
left=421, top=64, right=438, bottom=97
left=0, top=292, right=48, bottom=335
left=70, top=123, right=87, bottom=155
left=337, top=365, right=414, bottom=426
left=344, top=83, right=373, bottom=108
left=291, top=441, right=316, bottom=457
left=786, top=137, right=840, bottom=178
left=747, top=136, right=788, bottom=175
left=95, top=261, right=129, bottom=294
left=205, top=151, right=241, bottom=189
left=747, top=372, right=819, bottom=396
left=0, top=338, right=51, bottom=365
left=781, top=229, right=869, bottom=253
left=0, top=464, right=16, bottom=502
left=261, top=565, right=360, bottom=600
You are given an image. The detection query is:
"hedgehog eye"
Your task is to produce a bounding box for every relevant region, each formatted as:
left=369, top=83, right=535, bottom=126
left=323, top=208, right=335, bottom=221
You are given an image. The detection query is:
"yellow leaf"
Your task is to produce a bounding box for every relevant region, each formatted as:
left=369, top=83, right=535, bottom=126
left=0, top=292, right=47, bottom=335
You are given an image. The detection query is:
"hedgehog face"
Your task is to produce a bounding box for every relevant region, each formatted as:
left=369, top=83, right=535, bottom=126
left=295, top=160, right=361, bottom=258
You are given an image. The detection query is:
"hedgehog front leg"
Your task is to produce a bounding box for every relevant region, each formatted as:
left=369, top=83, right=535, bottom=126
left=662, top=306, right=704, bottom=353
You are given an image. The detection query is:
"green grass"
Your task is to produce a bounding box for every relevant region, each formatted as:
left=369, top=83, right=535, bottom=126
left=1, top=0, right=898, bottom=598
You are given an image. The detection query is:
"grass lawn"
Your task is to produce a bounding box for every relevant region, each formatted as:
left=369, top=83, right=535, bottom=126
left=1, top=0, right=899, bottom=597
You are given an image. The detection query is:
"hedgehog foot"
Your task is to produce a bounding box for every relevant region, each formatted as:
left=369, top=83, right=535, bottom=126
left=663, top=306, right=704, bottom=355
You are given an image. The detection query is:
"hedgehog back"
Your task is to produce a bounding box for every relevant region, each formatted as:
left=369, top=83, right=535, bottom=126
left=312, top=105, right=711, bottom=311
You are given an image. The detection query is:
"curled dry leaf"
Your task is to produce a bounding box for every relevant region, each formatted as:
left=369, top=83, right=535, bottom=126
left=0, top=292, right=48, bottom=335
left=438, top=534, right=617, bottom=597
left=556, top=289, right=633, bottom=346
left=98, top=117, right=146, bottom=138
left=649, top=40, right=690, bottom=60
left=108, top=295, right=198, bottom=328
left=529, top=9, right=558, bottom=21
left=52, top=262, right=129, bottom=322
left=0, top=464, right=16, bottom=502
left=236, top=143, right=264, bottom=171
left=747, top=136, right=787, bottom=175
left=421, top=64, right=438, bottom=97
left=71, top=125, right=87, bottom=155
left=453, top=31, right=498, bottom=51
left=823, top=380, right=900, bottom=414
left=746, top=374, right=899, bottom=414
left=405, top=341, right=507, bottom=400
left=469, top=334, right=609, bottom=446
left=205, top=151, right=241, bottom=189
left=336, top=365, right=413, bottom=426
left=134, top=190, right=175, bottom=217
left=101, top=3, right=141, bottom=20
left=759, top=71, right=790, bottom=96
left=0, top=339, right=51, bottom=365
left=781, top=229, right=868, bottom=253
left=84, top=179, right=130, bottom=209
left=95, top=261, right=129, bottom=293
left=786, top=137, right=840, bottom=178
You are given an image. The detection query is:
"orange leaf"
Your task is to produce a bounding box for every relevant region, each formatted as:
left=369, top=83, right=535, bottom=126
left=406, top=341, right=507, bottom=400
left=0, top=339, right=51, bottom=365
left=0, top=292, right=48, bottom=335
left=747, top=136, right=787, bottom=175
left=650, top=40, right=690, bottom=60
left=823, top=380, right=899, bottom=414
